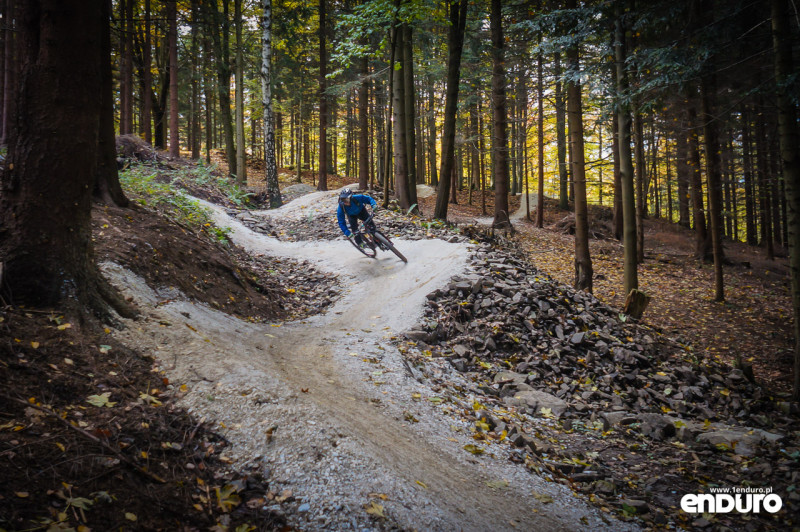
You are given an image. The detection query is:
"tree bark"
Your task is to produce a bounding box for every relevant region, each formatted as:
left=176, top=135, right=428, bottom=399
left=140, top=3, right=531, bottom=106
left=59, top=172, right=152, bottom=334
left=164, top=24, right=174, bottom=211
left=261, top=0, right=281, bottom=208
left=235, top=0, right=246, bottom=184
left=614, top=5, right=638, bottom=295
left=402, top=23, right=418, bottom=209
left=770, top=0, right=800, bottom=399
left=701, top=76, right=725, bottom=301
left=358, top=55, right=369, bottom=189
left=96, top=0, right=129, bottom=207
left=142, top=0, right=152, bottom=144
left=490, top=0, right=510, bottom=228
left=633, top=111, right=646, bottom=263
left=567, top=0, right=592, bottom=292
left=317, top=0, right=328, bottom=191
left=204, top=0, right=236, bottom=174
left=168, top=0, right=179, bottom=158
left=687, top=104, right=710, bottom=259
left=555, top=53, right=568, bottom=210
left=1, top=0, right=15, bottom=144
left=434, top=0, right=467, bottom=220
left=536, top=44, right=545, bottom=228
left=675, top=109, right=691, bottom=228
left=1, top=0, right=127, bottom=315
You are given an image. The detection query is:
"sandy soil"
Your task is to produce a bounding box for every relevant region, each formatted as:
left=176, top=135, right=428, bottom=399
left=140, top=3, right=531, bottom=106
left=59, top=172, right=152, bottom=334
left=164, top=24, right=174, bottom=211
left=102, top=188, right=635, bottom=531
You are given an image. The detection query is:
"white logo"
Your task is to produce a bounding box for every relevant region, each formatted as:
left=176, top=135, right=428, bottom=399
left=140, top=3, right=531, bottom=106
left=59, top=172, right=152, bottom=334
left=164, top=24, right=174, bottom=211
left=681, top=487, right=783, bottom=514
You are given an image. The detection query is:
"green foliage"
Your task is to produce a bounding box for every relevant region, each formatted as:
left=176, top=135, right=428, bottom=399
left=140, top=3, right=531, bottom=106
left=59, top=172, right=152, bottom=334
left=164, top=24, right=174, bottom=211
left=119, top=164, right=232, bottom=245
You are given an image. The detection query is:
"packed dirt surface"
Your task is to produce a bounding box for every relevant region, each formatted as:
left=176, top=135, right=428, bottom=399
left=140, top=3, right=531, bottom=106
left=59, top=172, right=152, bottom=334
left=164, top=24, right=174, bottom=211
left=103, top=188, right=632, bottom=531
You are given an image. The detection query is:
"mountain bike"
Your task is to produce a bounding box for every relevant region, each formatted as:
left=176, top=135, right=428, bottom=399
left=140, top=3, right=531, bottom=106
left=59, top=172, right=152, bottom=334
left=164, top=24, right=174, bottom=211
left=347, top=211, right=407, bottom=263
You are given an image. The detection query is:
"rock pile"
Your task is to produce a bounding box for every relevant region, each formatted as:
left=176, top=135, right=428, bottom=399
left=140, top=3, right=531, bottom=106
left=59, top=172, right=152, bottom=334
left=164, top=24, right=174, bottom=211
left=413, top=243, right=795, bottom=452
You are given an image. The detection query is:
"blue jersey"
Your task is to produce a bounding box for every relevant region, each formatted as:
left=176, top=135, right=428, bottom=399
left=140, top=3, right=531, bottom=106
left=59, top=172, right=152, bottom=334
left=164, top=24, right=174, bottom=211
left=337, top=194, right=377, bottom=235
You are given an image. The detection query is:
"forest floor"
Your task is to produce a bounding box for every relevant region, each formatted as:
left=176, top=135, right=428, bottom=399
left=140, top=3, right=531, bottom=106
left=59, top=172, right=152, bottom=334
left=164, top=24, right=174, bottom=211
left=1, top=145, right=796, bottom=531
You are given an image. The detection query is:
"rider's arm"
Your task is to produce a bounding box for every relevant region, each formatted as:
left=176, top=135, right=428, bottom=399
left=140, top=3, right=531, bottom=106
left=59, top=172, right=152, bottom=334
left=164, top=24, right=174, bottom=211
left=337, top=204, right=351, bottom=236
left=353, top=194, right=377, bottom=210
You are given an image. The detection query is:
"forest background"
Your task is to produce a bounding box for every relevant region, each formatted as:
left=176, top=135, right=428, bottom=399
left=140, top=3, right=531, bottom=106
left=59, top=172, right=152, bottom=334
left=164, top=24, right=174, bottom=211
left=0, top=0, right=798, bottom=398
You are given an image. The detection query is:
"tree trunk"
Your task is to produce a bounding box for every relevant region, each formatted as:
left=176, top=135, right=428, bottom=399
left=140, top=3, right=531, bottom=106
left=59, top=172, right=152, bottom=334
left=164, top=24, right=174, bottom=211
left=402, top=23, right=418, bottom=209
left=490, top=0, right=510, bottom=228
left=555, top=53, right=568, bottom=210
left=612, top=113, right=623, bottom=238
left=536, top=44, right=545, bottom=228
left=634, top=111, right=645, bottom=263
left=614, top=6, right=638, bottom=295
left=235, top=0, right=246, bottom=184
left=756, top=105, right=774, bottom=259
left=261, top=0, right=281, bottom=207
left=427, top=78, right=438, bottom=187
left=741, top=107, right=757, bottom=244
left=317, top=0, right=328, bottom=191
left=1, top=0, right=15, bottom=144
left=770, top=0, right=800, bottom=398
left=392, top=19, right=410, bottom=209
left=168, top=0, right=179, bottom=158
left=205, top=0, right=236, bottom=174
left=434, top=0, right=467, bottom=220
left=675, top=110, right=691, bottom=228
left=701, top=76, right=725, bottom=301
left=688, top=104, right=709, bottom=259
left=358, top=55, right=369, bottom=189
left=96, top=0, right=129, bottom=207
left=567, top=0, right=591, bottom=292
left=1, top=0, right=127, bottom=315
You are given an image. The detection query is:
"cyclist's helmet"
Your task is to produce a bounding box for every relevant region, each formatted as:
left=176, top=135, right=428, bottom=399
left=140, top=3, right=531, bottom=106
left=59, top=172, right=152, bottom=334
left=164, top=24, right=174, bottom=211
left=339, top=188, right=353, bottom=204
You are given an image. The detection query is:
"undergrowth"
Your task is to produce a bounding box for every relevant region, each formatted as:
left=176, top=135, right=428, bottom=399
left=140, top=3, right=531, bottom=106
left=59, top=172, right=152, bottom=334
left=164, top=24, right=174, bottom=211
left=119, top=164, right=233, bottom=245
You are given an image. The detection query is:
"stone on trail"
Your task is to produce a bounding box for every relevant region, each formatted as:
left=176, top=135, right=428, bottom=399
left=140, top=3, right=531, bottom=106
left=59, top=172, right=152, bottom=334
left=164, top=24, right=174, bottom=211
left=505, top=389, right=568, bottom=418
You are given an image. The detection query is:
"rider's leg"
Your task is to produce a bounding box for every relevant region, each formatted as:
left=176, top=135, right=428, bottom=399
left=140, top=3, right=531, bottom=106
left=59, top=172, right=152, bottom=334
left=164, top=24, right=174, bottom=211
left=348, top=215, right=363, bottom=246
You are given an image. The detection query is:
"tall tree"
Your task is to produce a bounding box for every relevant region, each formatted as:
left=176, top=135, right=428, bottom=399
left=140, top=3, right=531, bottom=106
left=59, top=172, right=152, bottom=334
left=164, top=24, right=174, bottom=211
left=204, top=0, right=237, bottom=174
left=141, top=0, right=152, bottom=143
left=317, top=0, right=328, bottom=191
left=555, top=53, right=568, bottom=210
left=262, top=0, right=281, bottom=208
left=1, top=0, right=15, bottom=144
left=168, top=0, right=179, bottom=158
left=434, top=0, right=468, bottom=220
left=358, top=55, right=369, bottom=189
left=701, top=74, right=725, bottom=301
left=566, top=0, right=591, bottom=292
left=770, top=0, right=800, bottom=399
left=1, top=0, right=129, bottom=317
left=535, top=42, right=544, bottom=228
left=490, top=0, right=510, bottom=228
left=235, top=0, right=247, bottom=184
left=614, top=3, right=637, bottom=296
left=96, top=0, right=129, bottom=208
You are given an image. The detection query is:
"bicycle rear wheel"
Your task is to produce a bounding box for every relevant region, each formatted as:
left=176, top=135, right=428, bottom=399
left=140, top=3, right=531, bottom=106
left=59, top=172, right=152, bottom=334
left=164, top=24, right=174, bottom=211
left=374, top=232, right=407, bottom=263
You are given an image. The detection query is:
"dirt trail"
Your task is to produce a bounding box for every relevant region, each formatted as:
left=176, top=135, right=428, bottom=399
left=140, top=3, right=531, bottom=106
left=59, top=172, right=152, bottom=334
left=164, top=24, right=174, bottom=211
left=103, top=191, right=634, bottom=531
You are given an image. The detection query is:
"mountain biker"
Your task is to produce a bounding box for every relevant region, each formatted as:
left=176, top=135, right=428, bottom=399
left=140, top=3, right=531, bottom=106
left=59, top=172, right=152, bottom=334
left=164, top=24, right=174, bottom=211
left=337, top=188, right=377, bottom=247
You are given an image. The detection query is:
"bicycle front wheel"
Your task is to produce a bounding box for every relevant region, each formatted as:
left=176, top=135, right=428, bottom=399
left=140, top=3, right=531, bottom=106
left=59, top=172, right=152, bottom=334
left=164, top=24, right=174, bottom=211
left=374, top=232, right=407, bottom=263
left=348, top=233, right=377, bottom=258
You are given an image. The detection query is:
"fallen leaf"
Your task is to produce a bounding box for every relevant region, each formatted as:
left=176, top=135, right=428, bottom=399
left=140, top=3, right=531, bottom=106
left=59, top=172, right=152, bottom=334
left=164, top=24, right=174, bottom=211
left=125, top=512, right=137, bottom=521
left=86, top=392, right=117, bottom=408
left=365, top=501, right=385, bottom=518
left=532, top=491, right=554, bottom=504
left=463, top=444, right=485, bottom=455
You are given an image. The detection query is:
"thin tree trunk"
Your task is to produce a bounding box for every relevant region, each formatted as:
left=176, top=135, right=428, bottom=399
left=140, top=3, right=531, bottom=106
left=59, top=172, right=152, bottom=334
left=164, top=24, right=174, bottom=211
left=317, top=0, right=328, bottom=190
left=567, top=0, right=591, bottom=292
left=536, top=44, right=544, bottom=228
left=675, top=111, right=691, bottom=228
left=434, top=0, right=467, bottom=220
left=756, top=106, right=774, bottom=259
left=612, top=113, right=623, bottom=238
left=1, top=0, right=15, bottom=144
left=96, top=0, right=129, bottom=207
left=688, top=104, right=709, bottom=259
left=402, top=23, right=418, bottom=209
left=634, top=111, right=645, bottom=262
left=168, top=0, right=179, bottom=158
left=490, top=0, right=510, bottom=228
left=427, top=78, right=438, bottom=187
left=555, top=53, right=568, bottom=210
left=235, top=0, right=246, bottom=183
left=358, top=55, right=369, bottom=189
left=701, top=76, right=725, bottom=301
left=615, top=6, right=638, bottom=295
left=262, top=0, right=281, bottom=207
